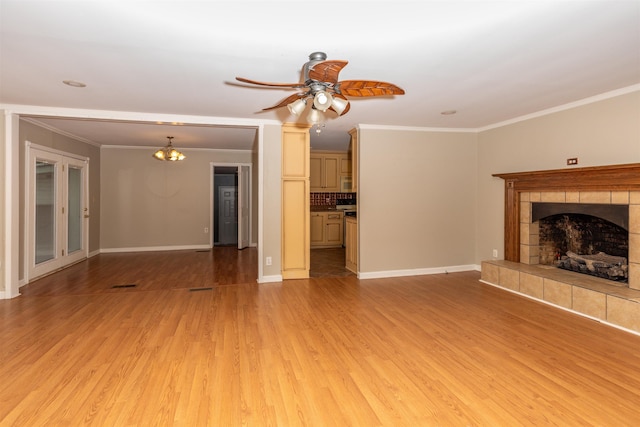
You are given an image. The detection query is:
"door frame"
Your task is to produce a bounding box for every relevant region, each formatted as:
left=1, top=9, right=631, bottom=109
left=24, top=141, right=90, bottom=282
left=210, top=162, right=252, bottom=249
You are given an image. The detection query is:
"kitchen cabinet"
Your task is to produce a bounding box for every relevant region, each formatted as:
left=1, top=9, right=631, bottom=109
left=345, top=216, right=357, bottom=273
left=310, top=211, right=343, bottom=247
left=281, top=123, right=311, bottom=279
left=348, top=128, right=358, bottom=193
left=310, top=151, right=351, bottom=192
left=339, top=154, right=352, bottom=176
left=310, top=213, right=325, bottom=245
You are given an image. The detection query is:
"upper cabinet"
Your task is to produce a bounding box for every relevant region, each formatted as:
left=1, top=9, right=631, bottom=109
left=310, top=151, right=349, bottom=192
left=339, top=155, right=352, bottom=176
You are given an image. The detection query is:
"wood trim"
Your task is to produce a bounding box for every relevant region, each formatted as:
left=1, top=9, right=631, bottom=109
left=281, top=123, right=311, bottom=279
left=493, top=163, right=640, bottom=262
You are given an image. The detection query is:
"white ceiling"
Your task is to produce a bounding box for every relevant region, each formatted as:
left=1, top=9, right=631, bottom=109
left=1, top=1, right=639, bottom=152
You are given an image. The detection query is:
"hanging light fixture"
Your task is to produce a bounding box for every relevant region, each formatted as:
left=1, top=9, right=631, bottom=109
left=152, top=136, right=185, bottom=161
left=312, top=90, right=333, bottom=111
left=307, top=106, right=322, bottom=125
left=287, top=98, right=307, bottom=116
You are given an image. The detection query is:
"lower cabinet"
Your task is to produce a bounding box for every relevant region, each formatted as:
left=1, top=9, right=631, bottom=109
left=345, top=216, right=357, bottom=273
left=310, top=211, right=343, bottom=247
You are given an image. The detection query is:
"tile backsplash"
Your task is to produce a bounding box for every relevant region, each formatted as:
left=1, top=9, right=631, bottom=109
left=311, top=192, right=356, bottom=208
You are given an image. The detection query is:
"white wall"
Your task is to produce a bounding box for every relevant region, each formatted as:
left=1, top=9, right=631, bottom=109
left=100, top=146, right=253, bottom=250
left=476, top=90, right=640, bottom=264
left=358, top=128, right=478, bottom=276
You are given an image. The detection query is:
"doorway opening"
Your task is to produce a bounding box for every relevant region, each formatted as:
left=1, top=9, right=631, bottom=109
left=212, top=164, right=251, bottom=249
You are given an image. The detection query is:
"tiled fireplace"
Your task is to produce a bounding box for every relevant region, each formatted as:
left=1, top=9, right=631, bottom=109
left=481, top=164, right=640, bottom=334
left=520, top=190, right=636, bottom=287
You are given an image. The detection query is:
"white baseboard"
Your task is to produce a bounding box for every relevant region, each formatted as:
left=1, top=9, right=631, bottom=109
left=358, top=264, right=477, bottom=280
left=259, top=275, right=283, bottom=283
left=100, top=245, right=211, bottom=254
left=88, top=249, right=101, bottom=258
left=0, top=289, right=21, bottom=299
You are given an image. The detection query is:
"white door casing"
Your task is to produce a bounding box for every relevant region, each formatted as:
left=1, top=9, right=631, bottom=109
left=238, top=165, right=250, bottom=249
left=26, top=143, right=89, bottom=281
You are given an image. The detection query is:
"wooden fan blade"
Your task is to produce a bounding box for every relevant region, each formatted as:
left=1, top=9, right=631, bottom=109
left=336, top=80, right=405, bottom=97
left=308, top=60, right=348, bottom=84
left=235, top=77, right=306, bottom=88
left=262, top=93, right=307, bottom=111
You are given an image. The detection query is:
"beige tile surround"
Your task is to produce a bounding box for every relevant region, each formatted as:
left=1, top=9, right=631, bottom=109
left=481, top=190, right=640, bottom=335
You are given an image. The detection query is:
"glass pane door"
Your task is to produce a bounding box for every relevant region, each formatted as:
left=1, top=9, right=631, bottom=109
left=35, top=161, right=56, bottom=264
left=67, top=166, right=82, bottom=254
left=28, top=145, right=89, bottom=281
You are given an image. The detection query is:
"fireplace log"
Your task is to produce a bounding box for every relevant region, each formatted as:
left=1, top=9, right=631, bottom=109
left=564, top=251, right=628, bottom=280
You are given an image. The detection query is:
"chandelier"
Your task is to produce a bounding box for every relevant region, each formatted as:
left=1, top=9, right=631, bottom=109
left=152, top=136, right=185, bottom=161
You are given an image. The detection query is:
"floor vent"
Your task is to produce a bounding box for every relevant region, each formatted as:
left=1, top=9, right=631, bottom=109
left=112, top=284, right=137, bottom=289
left=189, top=287, right=213, bottom=292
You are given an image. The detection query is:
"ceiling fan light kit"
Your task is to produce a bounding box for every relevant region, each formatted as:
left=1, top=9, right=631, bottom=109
left=329, top=96, right=349, bottom=116
left=235, top=52, right=404, bottom=127
left=287, top=98, right=307, bottom=116
left=307, top=107, right=322, bottom=124
left=313, top=91, right=333, bottom=111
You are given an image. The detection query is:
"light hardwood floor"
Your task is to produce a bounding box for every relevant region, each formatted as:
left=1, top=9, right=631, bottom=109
left=2, top=248, right=640, bottom=426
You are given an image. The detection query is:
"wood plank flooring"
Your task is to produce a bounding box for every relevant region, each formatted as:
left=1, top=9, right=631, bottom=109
left=2, top=247, right=640, bottom=426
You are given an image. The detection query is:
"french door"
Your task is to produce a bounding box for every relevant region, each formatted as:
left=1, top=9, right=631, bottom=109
left=27, top=144, right=89, bottom=280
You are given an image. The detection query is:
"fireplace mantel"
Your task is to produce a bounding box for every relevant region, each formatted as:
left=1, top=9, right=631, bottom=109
left=493, top=163, right=640, bottom=262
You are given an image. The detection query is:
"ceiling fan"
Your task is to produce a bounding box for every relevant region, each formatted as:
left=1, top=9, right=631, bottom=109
left=235, top=52, right=405, bottom=121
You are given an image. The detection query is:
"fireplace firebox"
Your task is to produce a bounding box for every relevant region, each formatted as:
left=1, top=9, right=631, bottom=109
left=534, top=203, right=629, bottom=282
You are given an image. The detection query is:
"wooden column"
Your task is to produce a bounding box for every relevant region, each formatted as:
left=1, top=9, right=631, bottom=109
left=281, top=123, right=311, bottom=279
left=502, top=179, right=520, bottom=262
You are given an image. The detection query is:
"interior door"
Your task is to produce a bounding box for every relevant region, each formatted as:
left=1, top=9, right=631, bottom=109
left=238, top=165, right=250, bottom=249
left=27, top=145, right=89, bottom=280
left=218, top=185, right=238, bottom=245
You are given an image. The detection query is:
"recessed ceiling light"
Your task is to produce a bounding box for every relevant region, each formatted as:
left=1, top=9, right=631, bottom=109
left=62, top=80, right=87, bottom=88
left=441, top=110, right=457, bottom=115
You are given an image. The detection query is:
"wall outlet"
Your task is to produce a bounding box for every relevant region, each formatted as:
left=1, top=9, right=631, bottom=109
left=266, top=256, right=272, bottom=266
left=567, top=158, right=578, bottom=165
left=492, top=249, right=498, bottom=258
left=204, top=227, right=209, bottom=233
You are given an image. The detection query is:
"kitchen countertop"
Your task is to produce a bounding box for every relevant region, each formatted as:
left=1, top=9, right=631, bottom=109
left=310, top=206, right=339, bottom=212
